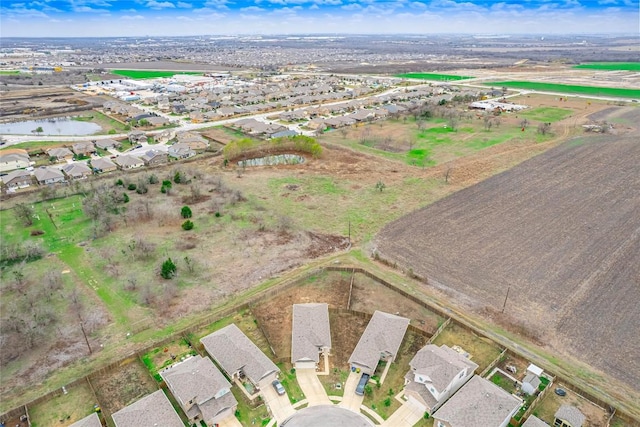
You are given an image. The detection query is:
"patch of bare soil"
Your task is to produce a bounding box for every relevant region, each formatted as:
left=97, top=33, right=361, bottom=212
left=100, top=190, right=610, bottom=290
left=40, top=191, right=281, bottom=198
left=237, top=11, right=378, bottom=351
left=349, top=273, right=443, bottom=334
left=329, top=311, right=369, bottom=369
left=91, top=360, right=157, bottom=417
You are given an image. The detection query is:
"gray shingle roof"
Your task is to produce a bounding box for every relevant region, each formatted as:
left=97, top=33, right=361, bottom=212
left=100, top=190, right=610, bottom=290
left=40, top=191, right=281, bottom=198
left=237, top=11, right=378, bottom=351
left=160, top=355, right=234, bottom=408
left=68, top=412, right=102, bottom=427
left=111, top=390, right=183, bottom=427
left=291, top=303, right=331, bottom=364
left=1, top=169, right=31, bottom=185
left=114, top=155, right=144, bottom=167
left=522, top=415, right=551, bottom=427
left=62, top=162, right=92, bottom=177
left=34, top=166, right=64, bottom=182
left=91, top=157, right=117, bottom=170
left=523, top=373, right=541, bottom=389
left=200, top=324, right=279, bottom=385
left=348, top=310, right=409, bottom=372
left=433, top=375, right=522, bottom=427
left=409, top=344, right=478, bottom=393
left=47, top=147, right=73, bottom=158
left=555, top=404, right=586, bottom=427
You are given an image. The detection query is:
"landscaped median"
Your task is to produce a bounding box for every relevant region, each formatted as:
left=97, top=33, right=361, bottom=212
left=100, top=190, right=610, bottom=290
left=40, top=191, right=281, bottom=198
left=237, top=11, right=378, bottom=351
left=395, top=72, right=474, bottom=81
left=488, top=81, right=640, bottom=98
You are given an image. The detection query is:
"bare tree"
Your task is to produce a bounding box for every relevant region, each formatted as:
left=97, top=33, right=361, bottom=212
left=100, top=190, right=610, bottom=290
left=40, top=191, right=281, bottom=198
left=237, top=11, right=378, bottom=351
left=13, top=203, right=34, bottom=227
left=444, top=166, right=453, bottom=184
left=520, top=118, right=530, bottom=129
left=68, top=288, right=92, bottom=355
left=537, top=122, right=552, bottom=135
left=44, top=271, right=63, bottom=294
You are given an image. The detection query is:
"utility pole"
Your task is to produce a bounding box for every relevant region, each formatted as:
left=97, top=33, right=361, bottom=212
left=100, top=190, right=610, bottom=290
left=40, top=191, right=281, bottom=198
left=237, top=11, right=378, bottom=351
left=501, top=286, right=511, bottom=314
left=348, top=220, right=351, bottom=245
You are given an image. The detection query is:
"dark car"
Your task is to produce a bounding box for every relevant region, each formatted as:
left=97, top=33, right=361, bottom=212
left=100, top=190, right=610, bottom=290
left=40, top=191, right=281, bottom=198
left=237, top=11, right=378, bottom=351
left=355, top=373, right=370, bottom=396
left=555, top=387, right=567, bottom=396
left=272, top=380, right=286, bottom=396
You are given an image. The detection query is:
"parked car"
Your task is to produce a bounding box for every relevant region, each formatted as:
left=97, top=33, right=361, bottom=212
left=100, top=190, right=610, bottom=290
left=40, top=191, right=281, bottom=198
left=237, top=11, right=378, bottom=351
left=272, top=380, right=286, bottom=396
left=555, top=387, right=567, bottom=396
left=355, top=373, right=370, bottom=396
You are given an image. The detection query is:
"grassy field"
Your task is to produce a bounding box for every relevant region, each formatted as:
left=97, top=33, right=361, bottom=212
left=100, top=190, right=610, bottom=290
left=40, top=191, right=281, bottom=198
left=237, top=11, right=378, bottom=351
left=519, top=107, right=573, bottom=122
left=573, top=62, right=640, bottom=71
left=111, top=70, right=203, bottom=79
left=27, top=381, right=97, bottom=427
left=431, top=323, right=503, bottom=372
left=396, top=73, right=473, bottom=81
left=0, top=140, right=67, bottom=152
left=489, top=81, right=640, bottom=98
left=0, top=70, right=21, bottom=75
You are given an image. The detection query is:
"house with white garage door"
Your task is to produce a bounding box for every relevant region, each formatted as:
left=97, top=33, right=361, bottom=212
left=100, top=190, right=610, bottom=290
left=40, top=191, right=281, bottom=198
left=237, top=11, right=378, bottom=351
left=291, top=303, right=331, bottom=370
left=201, top=323, right=279, bottom=391
left=404, top=344, right=478, bottom=414
left=348, top=310, right=409, bottom=375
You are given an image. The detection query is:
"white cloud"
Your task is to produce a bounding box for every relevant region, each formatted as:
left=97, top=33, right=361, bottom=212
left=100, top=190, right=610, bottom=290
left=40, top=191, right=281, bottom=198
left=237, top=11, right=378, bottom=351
left=147, top=0, right=175, bottom=9
left=176, top=1, right=192, bottom=7
left=342, top=3, right=362, bottom=10
left=241, top=5, right=264, bottom=11
left=121, top=14, right=145, bottom=19
left=409, top=2, right=427, bottom=8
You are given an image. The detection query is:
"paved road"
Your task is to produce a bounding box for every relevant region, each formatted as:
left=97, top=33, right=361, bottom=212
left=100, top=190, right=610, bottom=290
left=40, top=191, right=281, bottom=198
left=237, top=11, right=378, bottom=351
left=260, top=379, right=296, bottom=424
left=339, top=371, right=364, bottom=412
left=295, top=369, right=331, bottom=406
left=381, top=399, right=425, bottom=427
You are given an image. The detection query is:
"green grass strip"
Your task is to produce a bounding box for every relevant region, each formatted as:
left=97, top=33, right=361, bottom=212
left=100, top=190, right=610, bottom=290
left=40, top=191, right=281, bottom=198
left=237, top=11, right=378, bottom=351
left=111, top=70, right=203, bottom=79
left=396, top=73, right=473, bottom=81
left=573, top=62, right=640, bottom=71
left=489, top=81, right=640, bottom=99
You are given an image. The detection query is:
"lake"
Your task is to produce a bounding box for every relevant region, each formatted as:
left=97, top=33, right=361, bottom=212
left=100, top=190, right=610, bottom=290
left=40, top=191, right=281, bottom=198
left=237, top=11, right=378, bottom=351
left=0, top=118, right=102, bottom=136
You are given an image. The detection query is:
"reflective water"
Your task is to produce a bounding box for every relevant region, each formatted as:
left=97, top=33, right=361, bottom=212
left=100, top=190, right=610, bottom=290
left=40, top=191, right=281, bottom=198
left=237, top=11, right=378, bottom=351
left=0, top=118, right=102, bottom=136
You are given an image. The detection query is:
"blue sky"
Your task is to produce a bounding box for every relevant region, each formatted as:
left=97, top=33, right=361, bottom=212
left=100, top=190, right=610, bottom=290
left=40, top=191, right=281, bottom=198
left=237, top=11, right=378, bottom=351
left=1, top=0, right=638, bottom=37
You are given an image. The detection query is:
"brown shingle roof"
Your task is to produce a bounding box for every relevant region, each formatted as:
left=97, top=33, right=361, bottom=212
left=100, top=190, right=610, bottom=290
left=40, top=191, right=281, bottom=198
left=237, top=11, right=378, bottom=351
left=68, top=412, right=102, bottom=427
left=555, top=404, right=586, bottom=427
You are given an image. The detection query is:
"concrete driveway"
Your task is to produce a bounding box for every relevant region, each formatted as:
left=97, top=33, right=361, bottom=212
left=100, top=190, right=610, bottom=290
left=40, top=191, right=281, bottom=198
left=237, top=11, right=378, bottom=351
left=216, top=414, right=243, bottom=427
left=260, top=379, right=296, bottom=424
left=296, top=369, right=331, bottom=406
left=381, top=399, right=425, bottom=427
left=339, top=371, right=364, bottom=412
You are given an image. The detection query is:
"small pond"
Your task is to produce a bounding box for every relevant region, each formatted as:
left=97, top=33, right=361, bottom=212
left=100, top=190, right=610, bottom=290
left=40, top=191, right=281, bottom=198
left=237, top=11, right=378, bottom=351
left=237, top=154, right=305, bottom=167
left=0, top=117, right=102, bottom=136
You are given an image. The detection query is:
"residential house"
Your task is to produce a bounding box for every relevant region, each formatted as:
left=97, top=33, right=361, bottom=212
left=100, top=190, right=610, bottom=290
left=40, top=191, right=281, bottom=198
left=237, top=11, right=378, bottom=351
left=200, top=323, right=279, bottom=389
left=348, top=311, right=409, bottom=375
left=140, top=150, right=168, bottom=167
left=34, top=166, right=65, bottom=185
left=522, top=415, right=550, bottom=427
left=404, top=344, right=478, bottom=414
left=522, top=373, right=541, bottom=396
left=156, top=129, right=177, bottom=144
left=0, top=149, right=30, bottom=173
left=71, top=141, right=96, bottom=157
left=93, top=138, right=121, bottom=150
left=1, top=169, right=32, bottom=190
left=554, top=405, right=585, bottom=427
left=91, top=157, right=118, bottom=173
left=68, top=412, right=102, bottom=427
left=291, top=303, right=331, bottom=370
left=111, top=390, right=183, bottom=427
left=62, top=162, right=93, bottom=179
left=114, top=155, right=144, bottom=170
left=431, top=376, right=522, bottom=427
left=128, top=130, right=147, bottom=144
left=46, top=147, right=74, bottom=162
left=161, top=355, right=238, bottom=426
left=168, top=143, right=196, bottom=159
left=146, top=116, right=170, bottom=127
left=177, top=131, right=209, bottom=151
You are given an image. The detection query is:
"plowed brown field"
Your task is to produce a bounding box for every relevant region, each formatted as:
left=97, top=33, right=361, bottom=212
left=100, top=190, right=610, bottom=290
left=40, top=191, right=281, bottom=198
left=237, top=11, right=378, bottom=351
left=376, top=107, right=640, bottom=399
